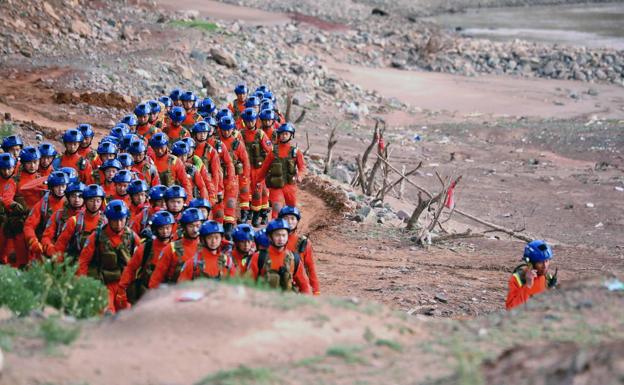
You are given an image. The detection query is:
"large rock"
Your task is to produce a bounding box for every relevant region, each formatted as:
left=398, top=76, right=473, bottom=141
left=210, top=48, right=238, bottom=68
left=70, top=19, right=92, bottom=37
left=201, top=73, right=220, bottom=96
left=329, top=164, right=353, bottom=184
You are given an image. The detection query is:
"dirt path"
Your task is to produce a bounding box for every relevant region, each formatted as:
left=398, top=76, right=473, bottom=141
left=154, top=0, right=291, bottom=25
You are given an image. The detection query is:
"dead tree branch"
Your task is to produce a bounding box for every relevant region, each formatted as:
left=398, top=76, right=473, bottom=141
left=323, top=125, right=338, bottom=174
left=303, top=131, right=311, bottom=156
left=285, top=92, right=293, bottom=122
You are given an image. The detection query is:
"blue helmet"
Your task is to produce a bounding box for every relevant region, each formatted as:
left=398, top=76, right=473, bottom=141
left=117, top=153, right=133, bottom=168
left=127, top=139, right=147, bottom=154
left=199, top=98, right=216, bottom=115
left=66, top=182, right=86, bottom=196
left=121, top=114, right=138, bottom=127
left=263, top=90, right=274, bottom=101
left=278, top=206, right=301, bottom=220
left=19, top=146, right=41, bottom=162
left=200, top=220, right=224, bottom=236
left=234, top=83, right=248, bottom=95
left=180, top=207, right=205, bottom=224
left=97, top=141, right=118, bottom=155
left=47, top=171, right=69, bottom=187
left=151, top=211, right=175, bottom=227
left=77, top=123, right=94, bottom=138
left=205, top=116, right=217, bottom=127
left=241, top=107, right=257, bottom=122
left=255, top=85, right=269, bottom=94
left=60, top=167, right=79, bottom=184
left=253, top=91, right=265, bottom=100
left=159, top=96, right=173, bottom=108
left=111, top=125, right=130, bottom=140
left=165, top=185, right=187, bottom=200
left=121, top=133, right=139, bottom=150
left=101, top=159, right=122, bottom=170
left=180, top=137, right=195, bottom=151
left=189, top=198, right=211, bottom=210
left=149, top=185, right=168, bottom=201
left=148, top=99, right=161, bottom=114
left=218, top=116, right=235, bottom=131
left=254, top=228, right=270, bottom=248
left=38, top=143, right=58, bottom=157
left=105, top=200, right=130, bottom=220
left=180, top=91, right=197, bottom=102
left=113, top=170, right=133, bottom=183
left=0, top=153, right=16, bottom=169
left=191, top=121, right=211, bottom=134
left=277, top=122, right=295, bottom=136
left=2, top=135, right=23, bottom=151
left=168, top=106, right=186, bottom=123
left=216, top=108, right=233, bottom=121
left=134, top=102, right=151, bottom=117
left=62, top=129, right=84, bottom=143
left=232, top=224, right=255, bottom=242
left=149, top=132, right=169, bottom=148
left=171, top=141, right=190, bottom=157
left=523, top=240, right=553, bottom=264
left=259, top=109, right=275, bottom=121
left=128, top=179, right=149, bottom=195
left=83, top=184, right=106, bottom=199
left=260, top=101, right=274, bottom=112
left=245, top=96, right=260, bottom=108
left=266, top=218, right=291, bottom=234
left=100, top=135, right=120, bottom=146
left=169, top=88, right=183, bottom=101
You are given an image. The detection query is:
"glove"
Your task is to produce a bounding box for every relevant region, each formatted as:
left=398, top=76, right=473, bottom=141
left=10, top=201, right=26, bottom=213
left=29, top=240, right=43, bottom=254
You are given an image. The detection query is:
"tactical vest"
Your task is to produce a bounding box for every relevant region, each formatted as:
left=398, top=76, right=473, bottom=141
left=511, top=264, right=556, bottom=289
left=93, top=225, right=136, bottom=284
left=266, top=144, right=297, bottom=189
left=52, top=155, right=87, bottom=172
left=168, top=240, right=188, bottom=283
left=67, top=212, right=107, bottom=265
left=227, top=138, right=244, bottom=176
left=158, top=155, right=178, bottom=187
left=133, top=237, right=157, bottom=300
left=35, top=192, right=54, bottom=239
left=187, top=249, right=231, bottom=280
left=181, top=114, right=201, bottom=131
left=53, top=205, right=75, bottom=241
left=244, top=130, right=266, bottom=169
left=198, top=143, right=215, bottom=176
left=185, top=164, right=201, bottom=198
left=257, top=249, right=301, bottom=291
left=92, top=169, right=103, bottom=185
left=137, top=160, right=157, bottom=185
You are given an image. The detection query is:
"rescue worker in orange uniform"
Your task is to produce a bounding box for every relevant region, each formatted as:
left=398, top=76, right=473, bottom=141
left=37, top=143, right=57, bottom=178
left=2, top=135, right=23, bottom=163
left=228, top=83, right=248, bottom=119
left=53, top=129, right=93, bottom=183
left=198, top=97, right=216, bottom=120
left=148, top=100, right=165, bottom=130
left=108, top=170, right=133, bottom=207
left=231, top=224, right=257, bottom=275
left=127, top=179, right=150, bottom=218
left=148, top=207, right=205, bottom=288
left=41, top=182, right=85, bottom=258
left=180, top=137, right=216, bottom=203
left=0, top=153, right=29, bottom=267
left=117, top=210, right=175, bottom=307
left=77, top=124, right=97, bottom=162
left=148, top=132, right=193, bottom=199
left=257, top=123, right=306, bottom=218
left=164, top=185, right=187, bottom=227
left=127, top=139, right=160, bottom=187
left=240, top=108, right=273, bottom=226
left=177, top=220, right=235, bottom=282
left=189, top=198, right=211, bottom=222
left=192, top=120, right=227, bottom=222
left=169, top=88, right=183, bottom=107
left=179, top=91, right=203, bottom=130
left=93, top=159, right=121, bottom=197
left=121, top=114, right=138, bottom=133
left=158, top=96, right=173, bottom=126
left=163, top=106, right=191, bottom=142
left=52, top=184, right=106, bottom=263
left=171, top=141, right=209, bottom=200
left=77, top=200, right=141, bottom=313
left=131, top=185, right=167, bottom=236
left=248, top=219, right=310, bottom=293
left=24, top=171, right=68, bottom=262
left=279, top=206, right=320, bottom=295
left=217, top=116, right=251, bottom=226
left=259, top=108, right=278, bottom=146
left=506, top=240, right=557, bottom=310
left=91, top=141, right=117, bottom=170
left=134, top=102, right=159, bottom=142
left=14, top=146, right=42, bottom=207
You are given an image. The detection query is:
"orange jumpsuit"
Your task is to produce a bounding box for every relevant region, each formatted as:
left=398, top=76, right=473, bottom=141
left=185, top=162, right=210, bottom=200
left=219, top=132, right=251, bottom=213
left=247, top=245, right=311, bottom=294
left=231, top=248, right=256, bottom=275
left=505, top=270, right=547, bottom=310
left=41, top=205, right=82, bottom=257
left=54, top=152, right=93, bottom=183
left=38, top=164, right=54, bottom=178
left=148, top=237, right=199, bottom=288
left=130, top=205, right=163, bottom=235
left=118, top=237, right=170, bottom=293
left=14, top=169, right=43, bottom=207
left=207, top=138, right=237, bottom=224
left=11, top=169, right=42, bottom=265
left=177, top=247, right=235, bottom=282
left=149, top=153, right=193, bottom=199
left=77, top=225, right=141, bottom=313
left=163, top=123, right=191, bottom=142
left=78, top=146, right=97, bottom=162
left=108, top=192, right=131, bottom=208
left=24, top=193, right=66, bottom=261
left=180, top=111, right=203, bottom=131
left=131, top=158, right=160, bottom=187
left=241, top=128, right=272, bottom=213
left=195, top=141, right=226, bottom=222
left=136, top=123, right=160, bottom=142
left=261, top=122, right=278, bottom=142
left=286, top=233, right=319, bottom=295
left=0, top=176, right=26, bottom=266
left=228, top=99, right=246, bottom=118
left=52, top=210, right=104, bottom=261
left=257, top=142, right=307, bottom=218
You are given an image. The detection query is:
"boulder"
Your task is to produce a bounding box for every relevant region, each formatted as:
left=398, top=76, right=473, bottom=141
left=70, top=19, right=92, bottom=37
left=201, top=73, right=220, bottom=96
left=210, top=48, right=238, bottom=68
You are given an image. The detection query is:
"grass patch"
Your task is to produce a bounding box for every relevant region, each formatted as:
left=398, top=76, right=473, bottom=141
left=0, top=122, right=15, bottom=137
left=296, top=355, right=325, bottom=367
left=326, top=344, right=366, bottom=364
left=195, top=365, right=274, bottom=385
left=170, top=20, right=218, bottom=32
left=39, top=317, right=80, bottom=347
left=375, top=338, right=403, bottom=352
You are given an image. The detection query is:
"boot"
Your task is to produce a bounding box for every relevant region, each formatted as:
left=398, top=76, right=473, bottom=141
left=223, top=222, right=234, bottom=241
left=260, top=209, right=269, bottom=225
left=251, top=210, right=261, bottom=227
left=238, top=209, right=249, bottom=224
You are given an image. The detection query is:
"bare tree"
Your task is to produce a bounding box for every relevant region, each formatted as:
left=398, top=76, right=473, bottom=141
left=323, top=125, right=338, bottom=174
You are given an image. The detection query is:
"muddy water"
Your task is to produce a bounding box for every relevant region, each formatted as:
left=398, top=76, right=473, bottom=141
left=426, top=3, right=624, bottom=49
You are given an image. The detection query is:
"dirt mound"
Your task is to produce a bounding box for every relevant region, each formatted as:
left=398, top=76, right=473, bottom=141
left=54, top=91, right=135, bottom=110
left=2, top=282, right=413, bottom=385
left=301, top=174, right=355, bottom=215
left=483, top=340, right=624, bottom=385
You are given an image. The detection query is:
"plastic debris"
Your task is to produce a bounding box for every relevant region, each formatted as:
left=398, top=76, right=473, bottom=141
left=175, top=291, right=204, bottom=302
left=604, top=278, right=624, bottom=291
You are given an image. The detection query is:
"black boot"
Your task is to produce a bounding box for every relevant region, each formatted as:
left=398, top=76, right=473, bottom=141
left=238, top=209, right=250, bottom=224
left=251, top=210, right=261, bottom=227
left=260, top=209, right=269, bottom=225
left=224, top=222, right=234, bottom=241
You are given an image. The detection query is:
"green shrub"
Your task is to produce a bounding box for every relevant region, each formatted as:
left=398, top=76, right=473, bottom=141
left=170, top=20, right=218, bottom=32
left=39, top=317, right=80, bottom=347
left=0, top=266, right=39, bottom=316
